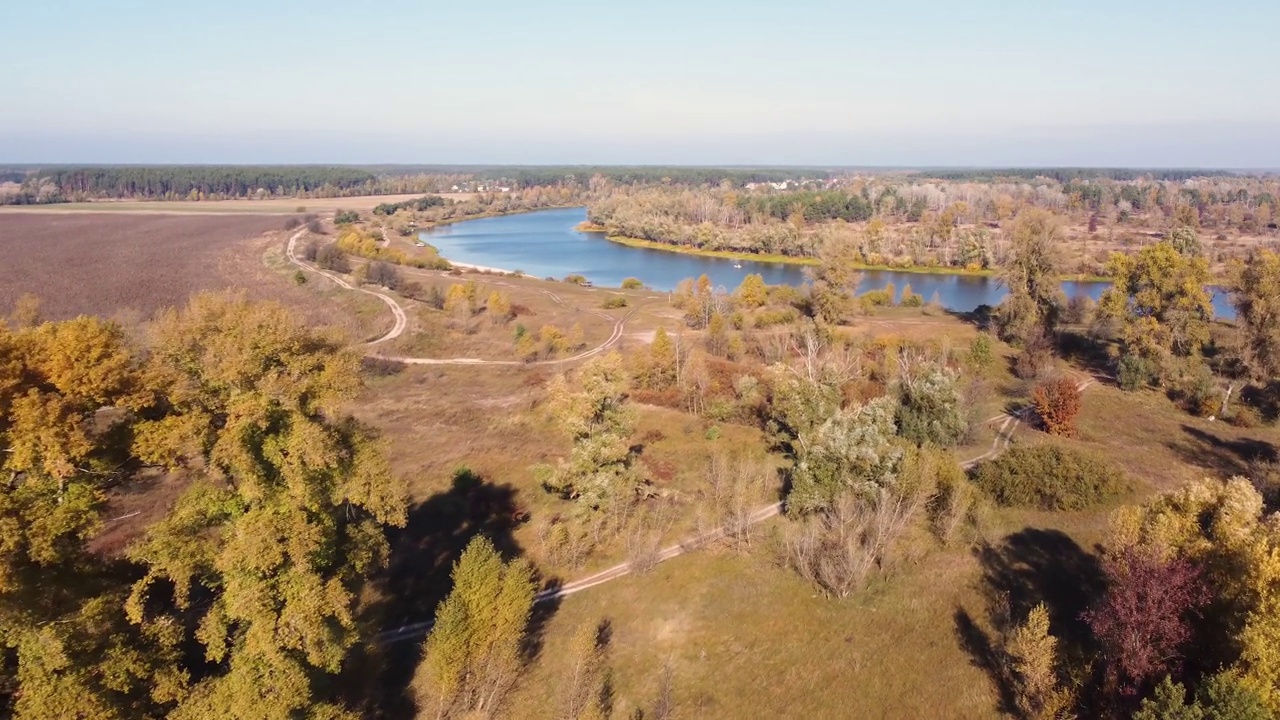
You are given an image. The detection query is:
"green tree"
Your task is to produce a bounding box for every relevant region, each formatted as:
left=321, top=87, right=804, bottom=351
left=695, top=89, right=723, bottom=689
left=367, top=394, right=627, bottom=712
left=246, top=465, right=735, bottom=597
left=895, top=362, right=967, bottom=447
left=536, top=353, right=642, bottom=511
left=786, top=397, right=903, bottom=514
left=414, top=536, right=535, bottom=718
left=1168, top=226, right=1203, bottom=257
left=996, top=209, right=1064, bottom=344
left=1231, top=249, right=1280, bottom=382
left=125, top=293, right=407, bottom=719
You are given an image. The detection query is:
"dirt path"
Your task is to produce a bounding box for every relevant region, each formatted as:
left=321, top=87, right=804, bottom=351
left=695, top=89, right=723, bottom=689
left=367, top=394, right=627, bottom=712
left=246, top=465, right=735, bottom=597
left=286, top=227, right=629, bottom=365
left=287, top=227, right=406, bottom=344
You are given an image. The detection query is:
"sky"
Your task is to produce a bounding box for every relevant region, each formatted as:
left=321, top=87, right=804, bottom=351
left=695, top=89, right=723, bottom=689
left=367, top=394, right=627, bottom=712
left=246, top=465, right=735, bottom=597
left=2, top=0, right=1278, bottom=167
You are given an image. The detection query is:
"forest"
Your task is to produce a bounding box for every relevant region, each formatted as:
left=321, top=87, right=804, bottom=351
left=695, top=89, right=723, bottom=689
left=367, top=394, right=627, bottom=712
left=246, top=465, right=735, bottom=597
left=586, top=172, right=1280, bottom=276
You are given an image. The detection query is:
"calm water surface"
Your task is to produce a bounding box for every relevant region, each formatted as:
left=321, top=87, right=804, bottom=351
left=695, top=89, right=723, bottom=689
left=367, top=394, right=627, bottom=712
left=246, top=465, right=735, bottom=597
left=423, top=207, right=1235, bottom=317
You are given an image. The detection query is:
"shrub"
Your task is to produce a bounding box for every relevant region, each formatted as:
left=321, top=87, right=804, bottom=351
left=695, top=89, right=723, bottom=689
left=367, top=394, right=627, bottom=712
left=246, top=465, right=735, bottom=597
left=754, top=308, right=799, bottom=327
left=621, top=277, right=644, bottom=290
left=334, top=209, right=360, bottom=224
left=966, top=332, right=996, bottom=373
left=302, top=240, right=319, bottom=262
left=315, top=245, right=350, bottom=273
left=306, top=219, right=324, bottom=234
left=1014, top=332, right=1055, bottom=380
left=859, top=283, right=895, bottom=308
left=971, top=444, right=1127, bottom=510
left=564, top=274, right=587, bottom=285
left=284, top=217, right=301, bottom=230
left=366, top=261, right=402, bottom=290
left=1032, top=376, right=1081, bottom=437
left=292, top=270, right=307, bottom=285
left=360, top=356, right=405, bottom=376
left=899, top=283, right=924, bottom=307
left=602, top=295, right=629, bottom=309
left=1118, top=352, right=1156, bottom=391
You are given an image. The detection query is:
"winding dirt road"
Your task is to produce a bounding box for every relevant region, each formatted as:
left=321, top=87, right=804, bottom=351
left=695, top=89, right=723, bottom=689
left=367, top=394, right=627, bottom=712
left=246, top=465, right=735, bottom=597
left=286, top=227, right=629, bottom=364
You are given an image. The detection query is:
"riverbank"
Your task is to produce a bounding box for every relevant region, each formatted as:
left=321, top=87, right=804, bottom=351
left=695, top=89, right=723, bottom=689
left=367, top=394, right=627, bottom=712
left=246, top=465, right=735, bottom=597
left=600, top=233, right=1117, bottom=282
left=423, top=204, right=578, bottom=231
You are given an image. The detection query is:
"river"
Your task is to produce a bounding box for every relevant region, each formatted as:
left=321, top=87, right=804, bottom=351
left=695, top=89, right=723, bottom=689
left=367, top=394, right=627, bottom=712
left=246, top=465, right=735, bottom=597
left=421, top=207, right=1235, bottom=317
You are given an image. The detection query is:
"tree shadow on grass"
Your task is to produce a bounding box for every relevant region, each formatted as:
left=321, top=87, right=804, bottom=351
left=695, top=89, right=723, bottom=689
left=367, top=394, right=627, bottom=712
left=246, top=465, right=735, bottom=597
left=1166, top=424, right=1277, bottom=479
left=1057, top=330, right=1114, bottom=383
left=955, top=528, right=1105, bottom=716
left=346, top=467, right=529, bottom=719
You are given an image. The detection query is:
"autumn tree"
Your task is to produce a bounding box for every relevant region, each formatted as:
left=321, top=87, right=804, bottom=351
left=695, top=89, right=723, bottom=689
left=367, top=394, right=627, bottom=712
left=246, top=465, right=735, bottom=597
left=734, top=273, right=769, bottom=308
left=1111, top=477, right=1280, bottom=714
left=1099, top=241, right=1213, bottom=380
left=486, top=290, right=513, bottom=325
left=1006, top=603, right=1072, bottom=720
left=558, top=618, right=611, bottom=720
left=1231, top=248, right=1280, bottom=382
left=1084, top=547, right=1209, bottom=697
left=125, top=293, right=407, bottom=719
left=996, top=209, right=1065, bottom=344
left=414, top=536, right=535, bottom=718
left=1032, top=376, right=1081, bottom=437
left=0, top=315, right=184, bottom=719
left=808, top=233, right=862, bottom=324
left=536, top=353, right=644, bottom=512
left=634, top=327, right=677, bottom=391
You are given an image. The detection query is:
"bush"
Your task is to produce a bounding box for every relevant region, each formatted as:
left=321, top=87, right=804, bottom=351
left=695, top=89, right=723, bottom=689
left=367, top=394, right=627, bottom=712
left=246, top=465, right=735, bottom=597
left=367, top=261, right=402, bottom=290
left=899, top=283, right=924, bottom=307
left=621, top=277, right=644, bottom=290
left=967, top=332, right=995, bottom=373
left=302, top=240, right=319, bottom=262
left=306, top=219, right=324, bottom=234
left=564, top=274, right=587, bottom=285
left=754, top=308, right=798, bottom=327
left=292, top=270, right=307, bottom=285
left=971, top=444, right=1127, bottom=510
left=284, top=217, right=301, bottom=231
left=315, top=245, right=350, bottom=273
left=1117, top=352, right=1156, bottom=391
left=602, top=295, right=629, bottom=309
left=360, top=356, right=405, bottom=376
left=334, top=209, right=360, bottom=224
left=1032, top=376, right=1081, bottom=437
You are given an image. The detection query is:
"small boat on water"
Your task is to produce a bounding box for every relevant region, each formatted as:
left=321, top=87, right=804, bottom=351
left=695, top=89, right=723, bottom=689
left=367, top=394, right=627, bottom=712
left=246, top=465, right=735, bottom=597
left=733, top=261, right=743, bottom=268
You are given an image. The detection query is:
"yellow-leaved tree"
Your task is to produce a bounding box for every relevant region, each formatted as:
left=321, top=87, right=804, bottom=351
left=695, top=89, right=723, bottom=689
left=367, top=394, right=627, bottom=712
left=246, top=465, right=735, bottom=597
left=1110, top=477, right=1280, bottom=713
left=0, top=312, right=185, bottom=719
left=125, top=293, right=407, bottom=720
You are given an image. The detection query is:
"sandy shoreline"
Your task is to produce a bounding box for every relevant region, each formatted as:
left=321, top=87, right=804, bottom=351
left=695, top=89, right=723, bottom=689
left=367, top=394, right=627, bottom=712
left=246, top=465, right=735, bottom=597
left=447, top=260, right=521, bottom=275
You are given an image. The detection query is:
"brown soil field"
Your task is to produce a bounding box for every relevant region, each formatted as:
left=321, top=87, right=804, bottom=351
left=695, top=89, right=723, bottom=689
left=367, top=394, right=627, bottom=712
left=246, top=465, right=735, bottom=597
left=0, top=213, right=289, bottom=320
left=0, top=193, right=477, bottom=216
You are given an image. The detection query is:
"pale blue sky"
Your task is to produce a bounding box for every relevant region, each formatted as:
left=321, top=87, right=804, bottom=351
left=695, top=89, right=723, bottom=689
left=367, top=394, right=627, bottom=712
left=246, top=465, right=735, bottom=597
left=2, top=0, right=1277, bottom=166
